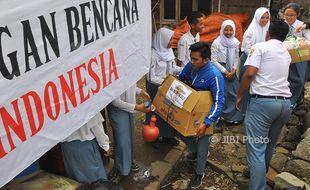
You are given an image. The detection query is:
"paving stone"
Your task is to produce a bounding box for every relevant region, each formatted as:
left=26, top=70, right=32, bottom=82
left=285, top=159, right=310, bottom=180
left=207, top=160, right=234, bottom=181
left=151, top=161, right=172, bottom=182
left=275, top=147, right=290, bottom=155
left=274, top=172, right=310, bottom=190
left=270, top=153, right=289, bottom=173
left=292, top=136, right=310, bottom=162
left=163, top=148, right=183, bottom=164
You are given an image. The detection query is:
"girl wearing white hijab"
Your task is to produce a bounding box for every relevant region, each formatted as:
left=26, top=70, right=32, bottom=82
left=211, top=20, right=243, bottom=126
left=239, top=7, right=270, bottom=79
left=241, top=7, right=270, bottom=54
left=146, top=27, right=181, bottom=85
left=238, top=7, right=270, bottom=115
left=145, top=27, right=182, bottom=148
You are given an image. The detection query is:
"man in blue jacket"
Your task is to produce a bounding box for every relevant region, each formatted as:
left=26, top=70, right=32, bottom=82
left=178, top=42, right=225, bottom=189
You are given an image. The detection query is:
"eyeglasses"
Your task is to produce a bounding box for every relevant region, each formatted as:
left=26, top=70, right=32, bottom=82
left=284, top=14, right=297, bottom=18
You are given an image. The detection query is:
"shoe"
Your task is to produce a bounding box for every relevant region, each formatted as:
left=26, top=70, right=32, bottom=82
left=188, top=172, right=205, bottom=189
left=108, top=167, right=121, bottom=183
left=243, top=168, right=250, bottom=178
left=186, top=152, right=197, bottom=162
left=131, top=160, right=140, bottom=172
left=151, top=139, right=160, bottom=149
left=225, top=120, right=242, bottom=126
left=150, top=137, right=163, bottom=149
left=163, top=137, right=179, bottom=146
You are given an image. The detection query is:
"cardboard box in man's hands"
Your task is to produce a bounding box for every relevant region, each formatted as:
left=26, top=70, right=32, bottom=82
left=153, top=75, right=213, bottom=136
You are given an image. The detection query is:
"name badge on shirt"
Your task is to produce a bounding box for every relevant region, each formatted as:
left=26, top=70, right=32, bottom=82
left=249, top=48, right=255, bottom=57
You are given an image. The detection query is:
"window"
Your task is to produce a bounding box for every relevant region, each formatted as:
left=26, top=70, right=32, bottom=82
left=180, top=1, right=193, bottom=20
left=160, top=0, right=211, bottom=25
left=164, top=0, right=176, bottom=19
left=198, top=0, right=211, bottom=15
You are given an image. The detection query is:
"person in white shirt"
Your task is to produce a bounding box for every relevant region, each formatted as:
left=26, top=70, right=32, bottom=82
left=61, top=113, right=111, bottom=183
left=107, top=84, right=151, bottom=182
left=177, top=11, right=204, bottom=67
left=235, top=21, right=292, bottom=190
left=238, top=7, right=270, bottom=115
left=283, top=3, right=310, bottom=108
left=211, top=20, right=243, bottom=126
left=146, top=27, right=182, bottom=148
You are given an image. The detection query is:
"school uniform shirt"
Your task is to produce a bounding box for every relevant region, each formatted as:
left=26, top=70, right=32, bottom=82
left=64, top=113, right=110, bottom=151
left=211, top=37, right=239, bottom=73
left=179, top=62, right=225, bottom=126
left=241, top=30, right=255, bottom=54
left=244, top=39, right=292, bottom=97
left=111, top=84, right=142, bottom=113
left=146, top=50, right=183, bottom=85
left=286, top=19, right=310, bottom=39
left=177, top=31, right=200, bottom=66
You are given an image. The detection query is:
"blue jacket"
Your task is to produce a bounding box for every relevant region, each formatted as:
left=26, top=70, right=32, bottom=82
left=179, top=61, right=225, bottom=126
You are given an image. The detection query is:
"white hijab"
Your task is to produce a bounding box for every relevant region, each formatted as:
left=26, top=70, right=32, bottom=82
left=219, top=20, right=240, bottom=70
left=152, top=28, right=175, bottom=62
left=247, top=7, right=270, bottom=43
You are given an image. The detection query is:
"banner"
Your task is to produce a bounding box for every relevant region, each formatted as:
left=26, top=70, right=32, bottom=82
left=0, top=0, right=151, bottom=187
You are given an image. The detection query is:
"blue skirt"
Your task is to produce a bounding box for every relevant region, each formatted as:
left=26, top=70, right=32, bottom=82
left=238, top=53, right=250, bottom=116
left=107, top=104, right=134, bottom=175
left=61, top=139, right=106, bottom=183
left=219, top=62, right=243, bottom=122
left=288, top=61, right=308, bottom=106
left=222, top=75, right=243, bottom=122
left=238, top=52, right=247, bottom=81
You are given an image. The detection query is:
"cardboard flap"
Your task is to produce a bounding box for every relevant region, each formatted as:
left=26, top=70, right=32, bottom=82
left=181, top=90, right=200, bottom=111
left=158, top=75, right=199, bottom=112
left=194, top=91, right=213, bottom=111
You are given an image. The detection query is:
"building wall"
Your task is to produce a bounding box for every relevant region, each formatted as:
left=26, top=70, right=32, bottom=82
left=281, top=0, right=310, bottom=9
left=212, top=0, right=269, bottom=15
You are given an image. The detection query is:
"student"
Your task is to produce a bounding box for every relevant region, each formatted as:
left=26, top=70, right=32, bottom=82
left=239, top=7, right=270, bottom=115
left=283, top=3, right=310, bottom=108
left=107, top=84, right=151, bottom=182
left=61, top=113, right=111, bottom=183
left=211, top=20, right=243, bottom=126
left=236, top=21, right=292, bottom=190
left=177, top=11, right=204, bottom=67
left=178, top=42, right=225, bottom=189
left=146, top=27, right=183, bottom=148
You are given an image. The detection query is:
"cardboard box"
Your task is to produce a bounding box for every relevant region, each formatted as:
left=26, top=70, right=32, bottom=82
left=288, top=45, right=310, bottom=63
left=153, top=75, right=213, bottom=137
